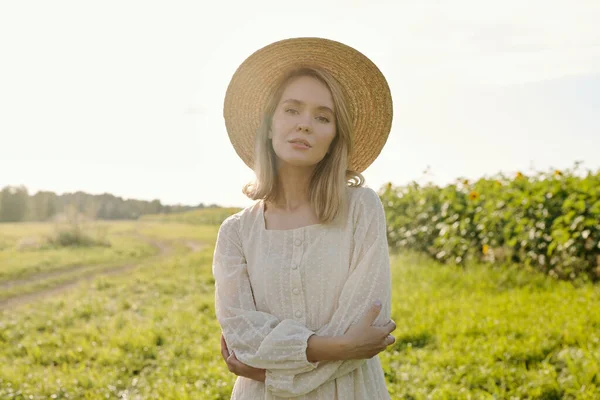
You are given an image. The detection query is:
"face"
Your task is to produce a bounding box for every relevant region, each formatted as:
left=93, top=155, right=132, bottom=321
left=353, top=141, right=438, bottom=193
left=269, top=75, right=337, bottom=169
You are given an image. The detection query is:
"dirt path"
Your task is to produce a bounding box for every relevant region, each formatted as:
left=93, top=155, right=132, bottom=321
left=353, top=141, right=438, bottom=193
left=184, top=240, right=206, bottom=253
left=0, top=238, right=205, bottom=311
left=0, top=238, right=170, bottom=291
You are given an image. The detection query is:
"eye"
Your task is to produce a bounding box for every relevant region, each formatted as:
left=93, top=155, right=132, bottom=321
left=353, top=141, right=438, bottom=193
left=316, top=115, right=330, bottom=123
left=284, top=108, right=298, bottom=114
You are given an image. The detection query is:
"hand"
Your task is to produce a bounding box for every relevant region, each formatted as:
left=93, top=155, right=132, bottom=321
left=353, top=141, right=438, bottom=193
left=221, top=333, right=266, bottom=382
left=340, top=301, right=396, bottom=360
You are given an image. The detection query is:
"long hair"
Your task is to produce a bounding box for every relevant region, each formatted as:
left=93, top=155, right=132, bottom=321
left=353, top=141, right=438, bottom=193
left=242, top=66, right=364, bottom=224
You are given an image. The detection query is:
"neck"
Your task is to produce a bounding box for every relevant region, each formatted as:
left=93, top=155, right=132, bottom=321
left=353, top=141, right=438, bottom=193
left=271, top=162, right=314, bottom=211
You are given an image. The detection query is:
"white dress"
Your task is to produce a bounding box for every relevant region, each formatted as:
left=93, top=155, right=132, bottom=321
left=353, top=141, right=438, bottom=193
left=212, top=185, right=392, bottom=399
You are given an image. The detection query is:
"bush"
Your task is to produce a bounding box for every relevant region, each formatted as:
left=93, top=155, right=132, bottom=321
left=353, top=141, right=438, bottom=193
left=380, top=162, right=600, bottom=282
left=47, top=205, right=110, bottom=248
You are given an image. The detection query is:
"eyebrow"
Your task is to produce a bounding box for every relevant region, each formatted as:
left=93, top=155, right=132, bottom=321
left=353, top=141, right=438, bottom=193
left=281, top=98, right=335, bottom=115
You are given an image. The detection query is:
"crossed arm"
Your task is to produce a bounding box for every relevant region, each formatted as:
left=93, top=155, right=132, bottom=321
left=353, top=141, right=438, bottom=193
left=212, top=188, right=394, bottom=397
left=220, top=301, right=396, bottom=383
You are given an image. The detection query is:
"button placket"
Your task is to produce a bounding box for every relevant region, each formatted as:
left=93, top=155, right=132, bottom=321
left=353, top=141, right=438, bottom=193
left=290, top=229, right=306, bottom=323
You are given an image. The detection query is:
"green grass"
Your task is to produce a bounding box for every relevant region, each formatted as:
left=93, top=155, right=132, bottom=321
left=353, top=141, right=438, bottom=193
left=0, top=229, right=157, bottom=283
left=135, top=221, right=220, bottom=243
left=381, top=251, right=600, bottom=399
left=0, top=246, right=226, bottom=399
left=140, top=207, right=241, bottom=226
left=0, top=224, right=598, bottom=399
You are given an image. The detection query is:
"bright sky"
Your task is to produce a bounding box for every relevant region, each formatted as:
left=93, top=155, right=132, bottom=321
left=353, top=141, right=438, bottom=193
left=1, top=0, right=599, bottom=208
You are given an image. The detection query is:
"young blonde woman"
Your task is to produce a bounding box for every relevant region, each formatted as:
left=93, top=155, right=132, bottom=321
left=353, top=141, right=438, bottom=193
left=213, top=37, right=396, bottom=399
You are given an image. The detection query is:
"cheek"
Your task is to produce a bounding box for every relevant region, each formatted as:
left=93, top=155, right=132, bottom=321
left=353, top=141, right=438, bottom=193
left=269, top=124, right=288, bottom=153
left=271, top=130, right=287, bottom=147
left=270, top=116, right=290, bottom=139
left=318, top=126, right=337, bottom=149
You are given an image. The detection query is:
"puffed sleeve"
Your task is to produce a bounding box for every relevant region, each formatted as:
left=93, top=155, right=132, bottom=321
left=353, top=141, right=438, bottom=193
left=265, top=187, right=393, bottom=397
left=212, top=214, right=319, bottom=373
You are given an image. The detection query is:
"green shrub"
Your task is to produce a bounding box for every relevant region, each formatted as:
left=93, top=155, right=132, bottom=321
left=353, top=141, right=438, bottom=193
left=381, top=162, right=600, bottom=282
left=46, top=205, right=110, bottom=248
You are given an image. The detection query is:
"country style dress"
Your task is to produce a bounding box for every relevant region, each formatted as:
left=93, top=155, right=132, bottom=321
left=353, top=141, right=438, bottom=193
left=213, top=185, right=392, bottom=399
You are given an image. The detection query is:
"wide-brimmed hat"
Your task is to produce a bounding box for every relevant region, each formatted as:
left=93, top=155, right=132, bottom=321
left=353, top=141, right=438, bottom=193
left=223, top=37, right=393, bottom=173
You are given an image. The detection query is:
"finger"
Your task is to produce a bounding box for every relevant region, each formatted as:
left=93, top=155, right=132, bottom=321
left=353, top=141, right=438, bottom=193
left=221, top=345, right=230, bottom=362
left=228, top=350, right=237, bottom=362
left=228, top=352, right=244, bottom=372
left=226, top=358, right=237, bottom=374
left=221, top=333, right=228, bottom=348
left=221, top=334, right=229, bottom=354
left=384, top=319, right=397, bottom=334
left=230, top=353, right=247, bottom=370
left=222, top=335, right=232, bottom=364
left=386, top=334, right=396, bottom=346
left=360, top=301, right=382, bottom=327
left=226, top=351, right=238, bottom=373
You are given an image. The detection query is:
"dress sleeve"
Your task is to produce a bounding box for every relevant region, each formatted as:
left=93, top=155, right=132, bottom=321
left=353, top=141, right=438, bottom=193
left=212, top=214, right=319, bottom=373
left=265, top=187, right=393, bottom=397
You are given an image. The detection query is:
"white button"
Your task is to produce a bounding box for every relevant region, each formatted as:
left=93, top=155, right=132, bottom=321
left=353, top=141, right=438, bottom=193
left=291, top=263, right=298, bottom=270
left=294, top=239, right=302, bottom=246
left=295, top=310, right=303, bottom=318
left=293, top=288, right=300, bottom=295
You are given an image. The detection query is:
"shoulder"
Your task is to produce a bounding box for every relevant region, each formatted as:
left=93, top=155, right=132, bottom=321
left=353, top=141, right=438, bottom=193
left=218, top=200, right=262, bottom=238
left=346, top=185, right=385, bottom=224
left=347, top=185, right=383, bottom=211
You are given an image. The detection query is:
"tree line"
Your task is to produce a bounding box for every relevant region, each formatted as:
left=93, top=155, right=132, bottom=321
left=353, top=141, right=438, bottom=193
left=0, top=185, right=218, bottom=222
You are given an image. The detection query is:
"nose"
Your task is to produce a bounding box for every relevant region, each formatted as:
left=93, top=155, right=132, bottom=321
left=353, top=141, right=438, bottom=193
left=296, top=123, right=311, bottom=133
left=296, top=111, right=312, bottom=133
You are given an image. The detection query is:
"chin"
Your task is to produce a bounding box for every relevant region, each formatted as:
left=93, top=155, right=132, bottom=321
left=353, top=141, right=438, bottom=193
left=285, top=159, right=318, bottom=168
left=276, top=153, right=321, bottom=168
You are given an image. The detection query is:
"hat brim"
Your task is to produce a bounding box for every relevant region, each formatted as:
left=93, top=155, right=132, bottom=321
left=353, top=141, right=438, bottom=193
left=223, top=37, right=393, bottom=173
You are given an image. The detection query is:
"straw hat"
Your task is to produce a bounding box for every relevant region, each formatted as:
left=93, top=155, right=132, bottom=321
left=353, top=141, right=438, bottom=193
left=223, top=37, right=393, bottom=173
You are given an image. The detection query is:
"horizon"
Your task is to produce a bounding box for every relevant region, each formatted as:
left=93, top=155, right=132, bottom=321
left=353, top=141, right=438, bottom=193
left=1, top=1, right=599, bottom=209
left=3, top=158, right=598, bottom=208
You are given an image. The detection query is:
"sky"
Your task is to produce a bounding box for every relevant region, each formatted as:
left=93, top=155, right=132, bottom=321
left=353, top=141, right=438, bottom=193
left=1, top=0, right=599, bottom=208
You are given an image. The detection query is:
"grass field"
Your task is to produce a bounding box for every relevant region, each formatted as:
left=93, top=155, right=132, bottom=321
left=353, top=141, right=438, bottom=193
left=1, top=218, right=599, bottom=399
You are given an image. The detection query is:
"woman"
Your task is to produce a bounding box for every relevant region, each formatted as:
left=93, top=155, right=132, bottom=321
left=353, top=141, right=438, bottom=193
left=213, top=37, right=396, bottom=399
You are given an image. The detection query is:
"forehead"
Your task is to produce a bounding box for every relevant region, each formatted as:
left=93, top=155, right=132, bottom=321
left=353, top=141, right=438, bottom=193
left=280, top=75, right=334, bottom=108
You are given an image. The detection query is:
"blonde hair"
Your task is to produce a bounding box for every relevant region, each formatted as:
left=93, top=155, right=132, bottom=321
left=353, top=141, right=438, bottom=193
left=242, top=66, right=365, bottom=224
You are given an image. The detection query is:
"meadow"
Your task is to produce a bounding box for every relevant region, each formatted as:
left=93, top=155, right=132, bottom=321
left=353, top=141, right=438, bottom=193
left=0, top=206, right=599, bottom=399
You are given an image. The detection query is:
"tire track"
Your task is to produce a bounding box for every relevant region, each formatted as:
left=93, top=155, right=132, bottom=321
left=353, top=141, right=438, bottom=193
left=0, top=238, right=204, bottom=310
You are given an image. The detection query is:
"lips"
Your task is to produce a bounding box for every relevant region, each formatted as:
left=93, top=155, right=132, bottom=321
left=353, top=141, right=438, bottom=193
left=288, top=139, right=311, bottom=148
